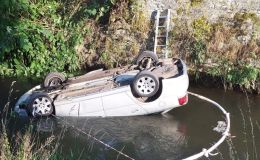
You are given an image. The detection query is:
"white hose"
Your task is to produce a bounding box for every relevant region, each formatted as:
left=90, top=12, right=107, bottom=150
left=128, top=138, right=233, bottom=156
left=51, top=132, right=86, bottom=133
left=183, top=92, right=231, bottom=160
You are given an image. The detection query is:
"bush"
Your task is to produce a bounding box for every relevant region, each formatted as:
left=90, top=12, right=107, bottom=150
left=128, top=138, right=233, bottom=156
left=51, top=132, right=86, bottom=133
left=190, top=40, right=207, bottom=65
left=0, top=0, right=115, bottom=78
left=190, top=0, right=204, bottom=7
left=192, top=16, right=212, bottom=41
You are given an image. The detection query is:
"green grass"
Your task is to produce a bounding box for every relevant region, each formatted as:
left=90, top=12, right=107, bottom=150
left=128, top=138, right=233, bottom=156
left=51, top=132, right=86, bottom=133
left=0, top=82, right=58, bottom=160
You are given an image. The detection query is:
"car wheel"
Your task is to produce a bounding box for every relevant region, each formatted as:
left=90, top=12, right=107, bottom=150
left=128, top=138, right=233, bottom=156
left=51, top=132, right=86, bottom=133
left=136, top=51, right=159, bottom=70
left=28, top=93, right=54, bottom=117
left=43, top=72, right=66, bottom=88
left=132, top=70, right=159, bottom=97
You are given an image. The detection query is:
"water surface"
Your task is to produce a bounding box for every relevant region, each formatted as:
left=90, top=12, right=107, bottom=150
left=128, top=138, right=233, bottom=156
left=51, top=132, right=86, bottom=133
left=0, top=78, right=259, bottom=160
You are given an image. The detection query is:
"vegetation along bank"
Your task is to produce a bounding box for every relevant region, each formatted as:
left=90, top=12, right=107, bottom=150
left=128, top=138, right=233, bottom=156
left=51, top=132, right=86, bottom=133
left=0, top=0, right=259, bottom=93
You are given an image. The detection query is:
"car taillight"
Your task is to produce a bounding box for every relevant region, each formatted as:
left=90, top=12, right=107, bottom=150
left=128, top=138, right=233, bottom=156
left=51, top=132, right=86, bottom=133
left=178, top=94, right=188, bottom=105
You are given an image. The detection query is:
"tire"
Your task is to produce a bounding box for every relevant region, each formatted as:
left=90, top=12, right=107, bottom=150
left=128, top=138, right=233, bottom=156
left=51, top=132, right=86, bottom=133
left=135, top=51, right=159, bottom=70
left=43, top=72, right=66, bottom=88
left=28, top=93, right=54, bottom=117
left=132, top=70, right=159, bottom=97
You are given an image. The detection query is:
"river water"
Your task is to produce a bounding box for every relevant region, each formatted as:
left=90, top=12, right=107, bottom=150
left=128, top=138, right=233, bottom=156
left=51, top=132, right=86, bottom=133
left=0, top=78, right=259, bottom=160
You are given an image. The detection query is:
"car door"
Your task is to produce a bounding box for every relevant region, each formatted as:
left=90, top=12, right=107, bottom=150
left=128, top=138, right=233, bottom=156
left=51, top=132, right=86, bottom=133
left=78, top=93, right=104, bottom=117
left=101, top=86, right=147, bottom=116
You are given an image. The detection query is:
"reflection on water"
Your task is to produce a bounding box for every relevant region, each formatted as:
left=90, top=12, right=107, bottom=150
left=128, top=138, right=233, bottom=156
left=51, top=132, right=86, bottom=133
left=1, top=78, right=260, bottom=160
left=34, top=115, right=188, bottom=160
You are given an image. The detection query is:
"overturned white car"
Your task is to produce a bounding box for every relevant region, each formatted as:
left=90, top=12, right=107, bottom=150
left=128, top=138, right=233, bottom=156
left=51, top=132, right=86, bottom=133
left=15, top=51, right=189, bottom=117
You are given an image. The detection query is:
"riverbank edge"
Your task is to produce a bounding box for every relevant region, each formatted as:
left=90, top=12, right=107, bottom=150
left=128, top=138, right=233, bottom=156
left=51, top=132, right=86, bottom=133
left=188, top=70, right=260, bottom=95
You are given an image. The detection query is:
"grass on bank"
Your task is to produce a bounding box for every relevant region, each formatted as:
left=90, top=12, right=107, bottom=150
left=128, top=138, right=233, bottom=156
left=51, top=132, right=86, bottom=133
left=170, top=11, right=260, bottom=92
left=0, top=82, right=58, bottom=160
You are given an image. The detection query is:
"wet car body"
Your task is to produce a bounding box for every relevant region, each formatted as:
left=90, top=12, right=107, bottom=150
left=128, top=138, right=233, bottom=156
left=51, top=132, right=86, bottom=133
left=15, top=53, right=189, bottom=117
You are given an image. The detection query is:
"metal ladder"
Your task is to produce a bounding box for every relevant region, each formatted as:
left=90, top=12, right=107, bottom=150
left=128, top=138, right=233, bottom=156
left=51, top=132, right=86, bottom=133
left=154, top=9, right=171, bottom=59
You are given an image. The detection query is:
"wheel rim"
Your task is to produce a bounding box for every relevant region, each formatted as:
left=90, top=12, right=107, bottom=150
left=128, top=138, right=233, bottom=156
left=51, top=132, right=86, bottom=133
left=48, top=77, right=62, bottom=87
left=32, top=97, right=52, bottom=116
left=136, top=76, right=156, bottom=95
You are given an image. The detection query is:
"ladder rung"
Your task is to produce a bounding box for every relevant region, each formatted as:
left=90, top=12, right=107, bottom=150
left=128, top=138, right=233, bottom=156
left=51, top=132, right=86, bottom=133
left=157, top=36, right=167, bottom=38
left=159, top=16, right=168, bottom=18
left=158, top=26, right=166, bottom=28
